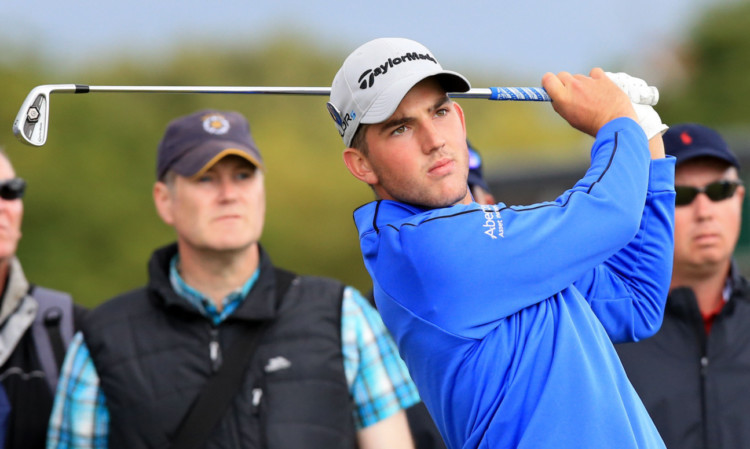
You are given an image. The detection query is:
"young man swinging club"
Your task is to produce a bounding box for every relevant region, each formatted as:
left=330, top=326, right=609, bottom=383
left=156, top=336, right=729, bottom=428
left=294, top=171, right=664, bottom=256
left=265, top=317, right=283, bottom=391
left=327, top=37, right=675, bottom=449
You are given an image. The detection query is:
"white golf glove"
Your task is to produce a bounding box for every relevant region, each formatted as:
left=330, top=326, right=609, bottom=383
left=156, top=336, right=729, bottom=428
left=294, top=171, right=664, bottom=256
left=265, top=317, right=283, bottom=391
left=605, top=72, right=668, bottom=140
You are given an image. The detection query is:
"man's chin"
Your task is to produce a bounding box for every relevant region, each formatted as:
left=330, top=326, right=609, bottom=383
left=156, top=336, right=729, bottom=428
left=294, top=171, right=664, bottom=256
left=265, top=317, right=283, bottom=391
left=438, top=187, right=471, bottom=208
left=406, top=193, right=469, bottom=210
left=194, top=240, right=257, bottom=255
left=0, top=243, right=18, bottom=260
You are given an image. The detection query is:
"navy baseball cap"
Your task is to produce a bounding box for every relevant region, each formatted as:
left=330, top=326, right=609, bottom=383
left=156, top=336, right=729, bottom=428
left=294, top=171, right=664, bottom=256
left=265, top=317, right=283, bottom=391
left=156, top=109, right=264, bottom=180
left=467, top=141, right=490, bottom=192
left=663, top=123, right=740, bottom=170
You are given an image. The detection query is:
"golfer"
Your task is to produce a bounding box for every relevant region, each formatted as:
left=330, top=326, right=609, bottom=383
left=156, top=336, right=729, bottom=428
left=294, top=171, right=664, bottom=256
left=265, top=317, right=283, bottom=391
left=326, top=37, right=675, bottom=448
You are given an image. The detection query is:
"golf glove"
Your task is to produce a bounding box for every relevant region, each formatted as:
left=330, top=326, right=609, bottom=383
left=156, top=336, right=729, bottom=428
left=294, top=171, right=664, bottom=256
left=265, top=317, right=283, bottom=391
left=605, top=72, right=668, bottom=140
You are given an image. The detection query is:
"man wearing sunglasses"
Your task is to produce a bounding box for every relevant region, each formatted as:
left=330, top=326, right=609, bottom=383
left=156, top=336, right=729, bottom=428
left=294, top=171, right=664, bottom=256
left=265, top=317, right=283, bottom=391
left=616, top=123, right=750, bottom=449
left=0, top=149, right=83, bottom=449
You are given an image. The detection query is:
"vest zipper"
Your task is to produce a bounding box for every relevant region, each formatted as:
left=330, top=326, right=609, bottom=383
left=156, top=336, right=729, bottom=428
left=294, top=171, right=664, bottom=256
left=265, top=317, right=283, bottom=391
left=252, top=382, right=267, bottom=446
left=251, top=387, right=263, bottom=414
left=209, top=327, right=222, bottom=372
left=699, top=323, right=709, bottom=449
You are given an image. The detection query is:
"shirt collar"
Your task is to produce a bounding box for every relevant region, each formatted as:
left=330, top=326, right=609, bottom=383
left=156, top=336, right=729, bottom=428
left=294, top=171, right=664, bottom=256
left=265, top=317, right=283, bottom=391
left=723, top=271, right=733, bottom=302
left=169, top=253, right=259, bottom=325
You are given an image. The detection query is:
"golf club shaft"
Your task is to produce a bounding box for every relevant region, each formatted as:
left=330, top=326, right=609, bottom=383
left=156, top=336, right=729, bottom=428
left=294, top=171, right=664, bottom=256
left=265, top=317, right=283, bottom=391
left=47, top=84, right=553, bottom=101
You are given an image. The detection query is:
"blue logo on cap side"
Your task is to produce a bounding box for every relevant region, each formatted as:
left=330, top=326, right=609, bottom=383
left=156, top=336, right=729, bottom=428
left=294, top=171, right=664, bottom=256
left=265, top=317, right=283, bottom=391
left=468, top=148, right=481, bottom=169
left=327, top=102, right=343, bottom=126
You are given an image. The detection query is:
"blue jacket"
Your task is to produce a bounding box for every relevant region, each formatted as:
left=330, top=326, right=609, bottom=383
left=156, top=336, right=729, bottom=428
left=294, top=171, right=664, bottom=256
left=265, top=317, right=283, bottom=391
left=353, top=118, right=675, bottom=449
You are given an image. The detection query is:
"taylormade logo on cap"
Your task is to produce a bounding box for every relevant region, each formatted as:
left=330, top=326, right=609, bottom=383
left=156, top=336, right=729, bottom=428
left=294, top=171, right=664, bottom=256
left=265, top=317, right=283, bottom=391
left=357, top=52, right=439, bottom=90
left=327, top=37, right=470, bottom=147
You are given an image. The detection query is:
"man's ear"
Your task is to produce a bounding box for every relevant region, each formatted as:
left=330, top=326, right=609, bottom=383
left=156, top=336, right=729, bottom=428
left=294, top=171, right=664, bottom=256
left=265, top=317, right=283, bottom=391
left=342, top=148, right=379, bottom=186
left=153, top=181, right=175, bottom=226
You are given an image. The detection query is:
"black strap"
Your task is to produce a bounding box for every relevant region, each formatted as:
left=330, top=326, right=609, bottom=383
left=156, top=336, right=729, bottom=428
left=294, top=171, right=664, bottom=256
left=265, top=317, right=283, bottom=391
left=170, top=268, right=296, bottom=449
left=43, top=307, right=66, bottom=368
left=28, top=283, right=75, bottom=396
left=29, top=283, right=68, bottom=368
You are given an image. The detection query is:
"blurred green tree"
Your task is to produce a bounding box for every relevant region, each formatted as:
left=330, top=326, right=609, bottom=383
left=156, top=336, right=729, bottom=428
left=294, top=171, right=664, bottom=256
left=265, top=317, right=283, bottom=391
left=658, top=1, right=750, bottom=127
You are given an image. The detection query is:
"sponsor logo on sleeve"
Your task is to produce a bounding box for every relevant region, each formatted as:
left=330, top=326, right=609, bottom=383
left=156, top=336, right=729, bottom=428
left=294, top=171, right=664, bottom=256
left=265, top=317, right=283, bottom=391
left=481, top=204, right=504, bottom=239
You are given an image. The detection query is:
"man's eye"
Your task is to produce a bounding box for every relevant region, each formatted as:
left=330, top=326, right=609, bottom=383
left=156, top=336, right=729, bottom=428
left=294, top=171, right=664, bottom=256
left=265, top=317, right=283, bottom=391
left=197, top=175, right=213, bottom=183
left=435, top=108, right=448, bottom=117
left=392, top=125, right=407, bottom=136
left=236, top=171, right=253, bottom=180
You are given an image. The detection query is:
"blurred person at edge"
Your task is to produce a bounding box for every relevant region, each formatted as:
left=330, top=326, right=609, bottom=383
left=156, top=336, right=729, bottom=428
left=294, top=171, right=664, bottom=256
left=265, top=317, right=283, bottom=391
left=466, top=142, right=496, bottom=205
left=617, top=123, right=750, bottom=449
left=0, top=148, right=84, bottom=449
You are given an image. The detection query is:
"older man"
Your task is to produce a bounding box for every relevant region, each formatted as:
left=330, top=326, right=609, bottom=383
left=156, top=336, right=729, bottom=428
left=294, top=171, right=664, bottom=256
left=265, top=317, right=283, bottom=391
left=47, top=110, right=418, bottom=449
left=617, top=123, right=750, bottom=448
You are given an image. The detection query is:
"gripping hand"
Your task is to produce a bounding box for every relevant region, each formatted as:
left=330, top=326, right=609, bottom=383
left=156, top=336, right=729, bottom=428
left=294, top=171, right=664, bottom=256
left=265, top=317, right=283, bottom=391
left=605, top=72, right=667, bottom=139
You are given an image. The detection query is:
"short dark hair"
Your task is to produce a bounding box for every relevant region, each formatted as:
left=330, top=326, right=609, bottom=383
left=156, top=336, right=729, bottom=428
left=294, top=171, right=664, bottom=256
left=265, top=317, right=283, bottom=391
left=160, top=170, right=178, bottom=187
left=350, top=124, right=370, bottom=155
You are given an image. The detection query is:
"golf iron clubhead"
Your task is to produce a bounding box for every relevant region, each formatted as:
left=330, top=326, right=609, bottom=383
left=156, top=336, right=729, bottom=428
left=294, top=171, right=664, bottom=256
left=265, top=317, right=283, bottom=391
left=12, top=84, right=65, bottom=147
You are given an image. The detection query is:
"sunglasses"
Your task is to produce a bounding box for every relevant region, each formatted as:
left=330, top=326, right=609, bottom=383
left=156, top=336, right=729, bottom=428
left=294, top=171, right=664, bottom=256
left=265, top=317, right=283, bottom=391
left=674, top=180, right=742, bottom=206
left=0, top=178, right=26, bottom=201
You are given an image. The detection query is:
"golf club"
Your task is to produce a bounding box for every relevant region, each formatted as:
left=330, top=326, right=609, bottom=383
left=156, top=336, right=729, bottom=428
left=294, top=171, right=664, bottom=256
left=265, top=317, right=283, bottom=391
left=11, top=82, right=657, bottom=147
left=11, top=84, right=554, bottom=147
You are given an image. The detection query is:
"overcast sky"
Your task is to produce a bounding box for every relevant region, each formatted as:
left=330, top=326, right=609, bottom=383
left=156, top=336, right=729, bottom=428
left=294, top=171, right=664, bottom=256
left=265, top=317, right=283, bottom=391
left=1, top=0, right=731, bottom=83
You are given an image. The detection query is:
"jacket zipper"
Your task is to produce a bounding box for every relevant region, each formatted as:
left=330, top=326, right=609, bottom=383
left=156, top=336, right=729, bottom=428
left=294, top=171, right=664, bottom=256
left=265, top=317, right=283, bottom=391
left=252, top=383, right=267, bottom=446
left=209, top=327, right=222, bottom=373
left=699, top=325, right=709, bottom=449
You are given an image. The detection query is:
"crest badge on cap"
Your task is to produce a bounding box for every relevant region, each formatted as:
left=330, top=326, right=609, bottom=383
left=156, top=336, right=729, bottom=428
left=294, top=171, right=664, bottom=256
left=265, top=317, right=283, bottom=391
left=202, top=114, right=230, bottom=135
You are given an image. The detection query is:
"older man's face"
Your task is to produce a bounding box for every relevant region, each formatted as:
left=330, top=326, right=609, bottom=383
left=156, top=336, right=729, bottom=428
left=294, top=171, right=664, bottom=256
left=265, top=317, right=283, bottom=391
left=673, top=158, right=744, bottom=279
left=154, top=156, right=265, bottom=256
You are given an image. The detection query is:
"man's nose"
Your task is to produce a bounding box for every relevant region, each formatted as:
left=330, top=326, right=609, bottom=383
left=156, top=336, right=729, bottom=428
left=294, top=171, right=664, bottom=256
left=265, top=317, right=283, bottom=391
left=218, top=177, right=239, bottom=198
left=692, top=192, right=716, bottom=220
left=420, top=121, right=445, bottom=154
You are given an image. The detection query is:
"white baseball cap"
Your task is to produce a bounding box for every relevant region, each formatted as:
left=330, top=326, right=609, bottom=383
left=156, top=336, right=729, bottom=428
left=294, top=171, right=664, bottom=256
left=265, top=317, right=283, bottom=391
left=327, top=37, right=471, bottom=147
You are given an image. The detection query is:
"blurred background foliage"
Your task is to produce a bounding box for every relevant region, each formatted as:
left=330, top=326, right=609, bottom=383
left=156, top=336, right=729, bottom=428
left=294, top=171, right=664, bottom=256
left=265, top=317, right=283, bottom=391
left=657, top=1, right=750, bottom=129
left=0, top=2, right=748, bottom=308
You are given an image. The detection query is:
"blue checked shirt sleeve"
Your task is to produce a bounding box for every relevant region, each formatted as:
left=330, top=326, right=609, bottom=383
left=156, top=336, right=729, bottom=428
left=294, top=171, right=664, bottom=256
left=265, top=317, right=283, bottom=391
left=47, top=332, right=109, bottom=449
left=342, top=286, right=420, bottom=429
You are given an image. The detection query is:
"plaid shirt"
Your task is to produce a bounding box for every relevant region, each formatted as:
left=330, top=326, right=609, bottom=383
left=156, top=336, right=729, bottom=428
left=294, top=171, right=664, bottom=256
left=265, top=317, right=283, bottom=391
left=47, top=261, right=419, bottom=448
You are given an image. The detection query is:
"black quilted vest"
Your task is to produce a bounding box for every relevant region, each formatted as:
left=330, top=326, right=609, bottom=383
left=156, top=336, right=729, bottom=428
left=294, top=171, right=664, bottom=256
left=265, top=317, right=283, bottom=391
left=81, top=244, right=356, bottom=449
